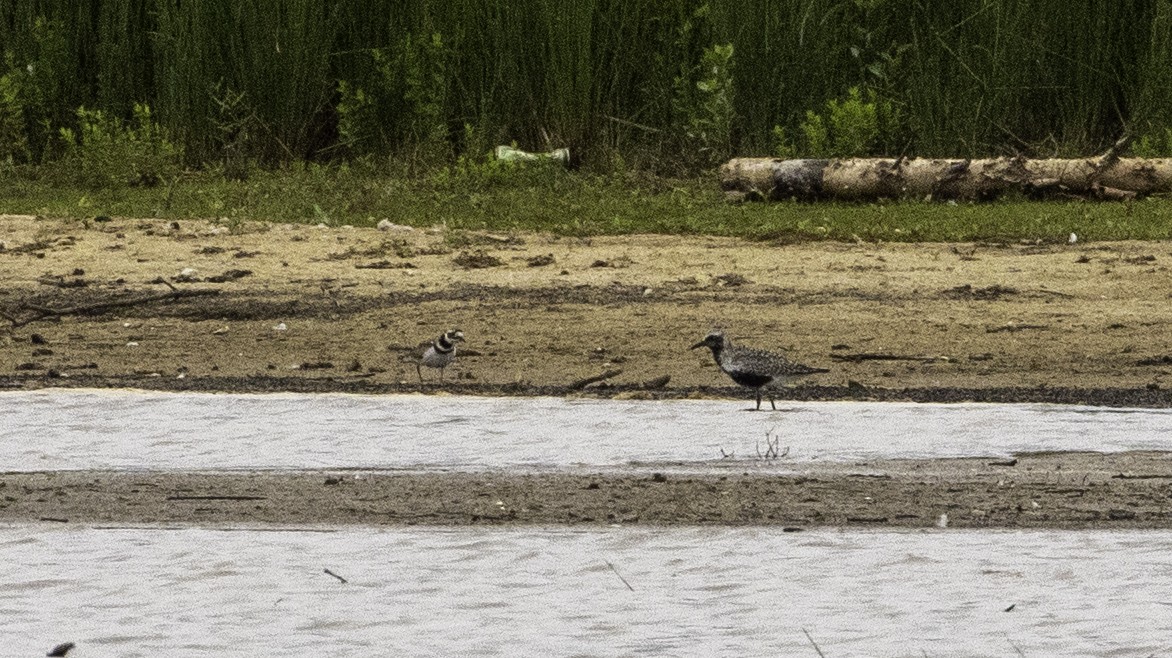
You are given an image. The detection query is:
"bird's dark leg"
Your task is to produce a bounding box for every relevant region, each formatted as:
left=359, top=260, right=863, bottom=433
left=416, top=363, right=423, bottom=383
left=439, top=367, right=445, bottom=382
left=770, top=395, right=776, bottom=411
left=755, top=389, right=762, bottom=411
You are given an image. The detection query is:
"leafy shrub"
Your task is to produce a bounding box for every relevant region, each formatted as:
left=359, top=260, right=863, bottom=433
left=0, top=18, right=73, bottom=164
left=673, top=41, right=736, bottom=171
left=777, top=87, right=900, bottom=158
left=336, top=31, right=452, bottom=167
left=0, top=57, right=28, bottom=164
left=1133, top=128, right=1172, bottom=157
left=57, top=104, right=183, bottom=188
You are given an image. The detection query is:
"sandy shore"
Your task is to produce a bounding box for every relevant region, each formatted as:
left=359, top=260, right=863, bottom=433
left=3, top=214, right=1172, bottom=403
left=3, top=213, right=1172, bottom=528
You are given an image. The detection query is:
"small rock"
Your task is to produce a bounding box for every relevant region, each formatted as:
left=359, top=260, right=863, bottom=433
left=174, top=267, right=199, bottom=282
left=273, top=322, right=288, bottom=331
left=377, top=219, right=413, bottom=232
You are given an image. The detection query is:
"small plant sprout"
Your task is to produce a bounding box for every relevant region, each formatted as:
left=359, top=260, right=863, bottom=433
left=756, top=428, right=790, bottom=461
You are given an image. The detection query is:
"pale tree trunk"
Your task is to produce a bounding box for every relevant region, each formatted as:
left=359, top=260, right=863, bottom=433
left=720, top=140, right=1172, bottom=202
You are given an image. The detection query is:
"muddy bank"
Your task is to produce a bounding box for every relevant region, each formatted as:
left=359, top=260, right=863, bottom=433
left=4, top=214, right=1172, bottom=405
left=3, top=451, right=1172, bottom=529
left=6, top=373, right=1172, bottom=407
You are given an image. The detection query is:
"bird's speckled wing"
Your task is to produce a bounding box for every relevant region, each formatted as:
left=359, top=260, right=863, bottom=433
left=723, top=345, right=825, bottom=378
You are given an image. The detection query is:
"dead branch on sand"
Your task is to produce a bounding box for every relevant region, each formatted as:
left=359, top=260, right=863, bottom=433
left=4, top=287, right=220, bottom=328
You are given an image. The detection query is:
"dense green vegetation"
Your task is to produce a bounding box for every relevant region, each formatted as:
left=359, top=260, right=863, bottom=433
left=0, top=1, right=1169, bottom=242
left=2, top=0, right=1171, bottom=171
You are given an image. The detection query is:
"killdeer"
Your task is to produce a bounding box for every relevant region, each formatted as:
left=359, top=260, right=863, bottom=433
left=416, top=329, right=465, bottom=382
left=691, top=331, right=827, bottom=410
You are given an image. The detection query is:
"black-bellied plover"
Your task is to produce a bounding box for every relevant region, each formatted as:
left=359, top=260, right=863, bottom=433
left=416, top=329, right=465, bottom=382
left=691, top=331, right=827, bottom=410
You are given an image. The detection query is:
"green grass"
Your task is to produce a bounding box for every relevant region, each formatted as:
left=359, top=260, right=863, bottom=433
left=3, top=165, right=1169, bottom=243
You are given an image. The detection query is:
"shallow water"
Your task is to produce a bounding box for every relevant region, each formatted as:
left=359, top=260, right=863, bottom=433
left=3, top=389, right=1172, bottom=472
left=2, top=525, right=1169, bottom=657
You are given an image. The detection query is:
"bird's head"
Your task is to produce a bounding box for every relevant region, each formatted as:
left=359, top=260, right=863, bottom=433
left=447, top=330, right=466, bottom=343
left=690, top=331, right=727, bottom=352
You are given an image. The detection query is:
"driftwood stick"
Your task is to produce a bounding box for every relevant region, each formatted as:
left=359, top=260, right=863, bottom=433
left=830, top=353, right=949, bottom=363
left=9, top=288, right=219, bottom=328
left=568, top=369, right=623, bottom=390
left=802, top=628, right=828, bottom=658
left=166, top=494, right=266, bottom=501
left=150, top=276, right=179, bottom=292
left=605, top=560, right=635, bottom=591
left=1092, top=134, right=1133, bottom=179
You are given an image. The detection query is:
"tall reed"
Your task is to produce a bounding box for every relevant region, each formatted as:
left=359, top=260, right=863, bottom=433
left=0, top=0, right=1167, bottom=167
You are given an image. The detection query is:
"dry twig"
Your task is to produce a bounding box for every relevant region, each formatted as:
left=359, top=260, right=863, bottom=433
left=568, top=369, right=623, bottom=390
left=5, top=288, right=219, bottom=328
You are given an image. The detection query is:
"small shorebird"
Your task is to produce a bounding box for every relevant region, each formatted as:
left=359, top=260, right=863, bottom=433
left=416, top=329, right=465, bottom=382
left=691, top=331, right=828, bottom=410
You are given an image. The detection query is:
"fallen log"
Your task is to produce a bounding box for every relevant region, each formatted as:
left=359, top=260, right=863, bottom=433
left=721, top=147, right=1172, bottom=202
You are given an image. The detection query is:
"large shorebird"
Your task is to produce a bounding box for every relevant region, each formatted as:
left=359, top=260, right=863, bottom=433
left=691, top=331, right=828, bottom=410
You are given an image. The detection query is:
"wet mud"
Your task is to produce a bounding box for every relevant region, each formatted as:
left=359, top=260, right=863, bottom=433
left=4, top=451, right=1172, bottom=529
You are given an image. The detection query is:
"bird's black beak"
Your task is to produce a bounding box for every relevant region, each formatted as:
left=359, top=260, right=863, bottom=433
left=690, top=340, right=706, bottom=350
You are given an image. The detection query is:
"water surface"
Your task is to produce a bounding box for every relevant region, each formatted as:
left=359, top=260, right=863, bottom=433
left=4, top=389, right=1172, bottom=472
left=2, top=525, right=1168, bottom=657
